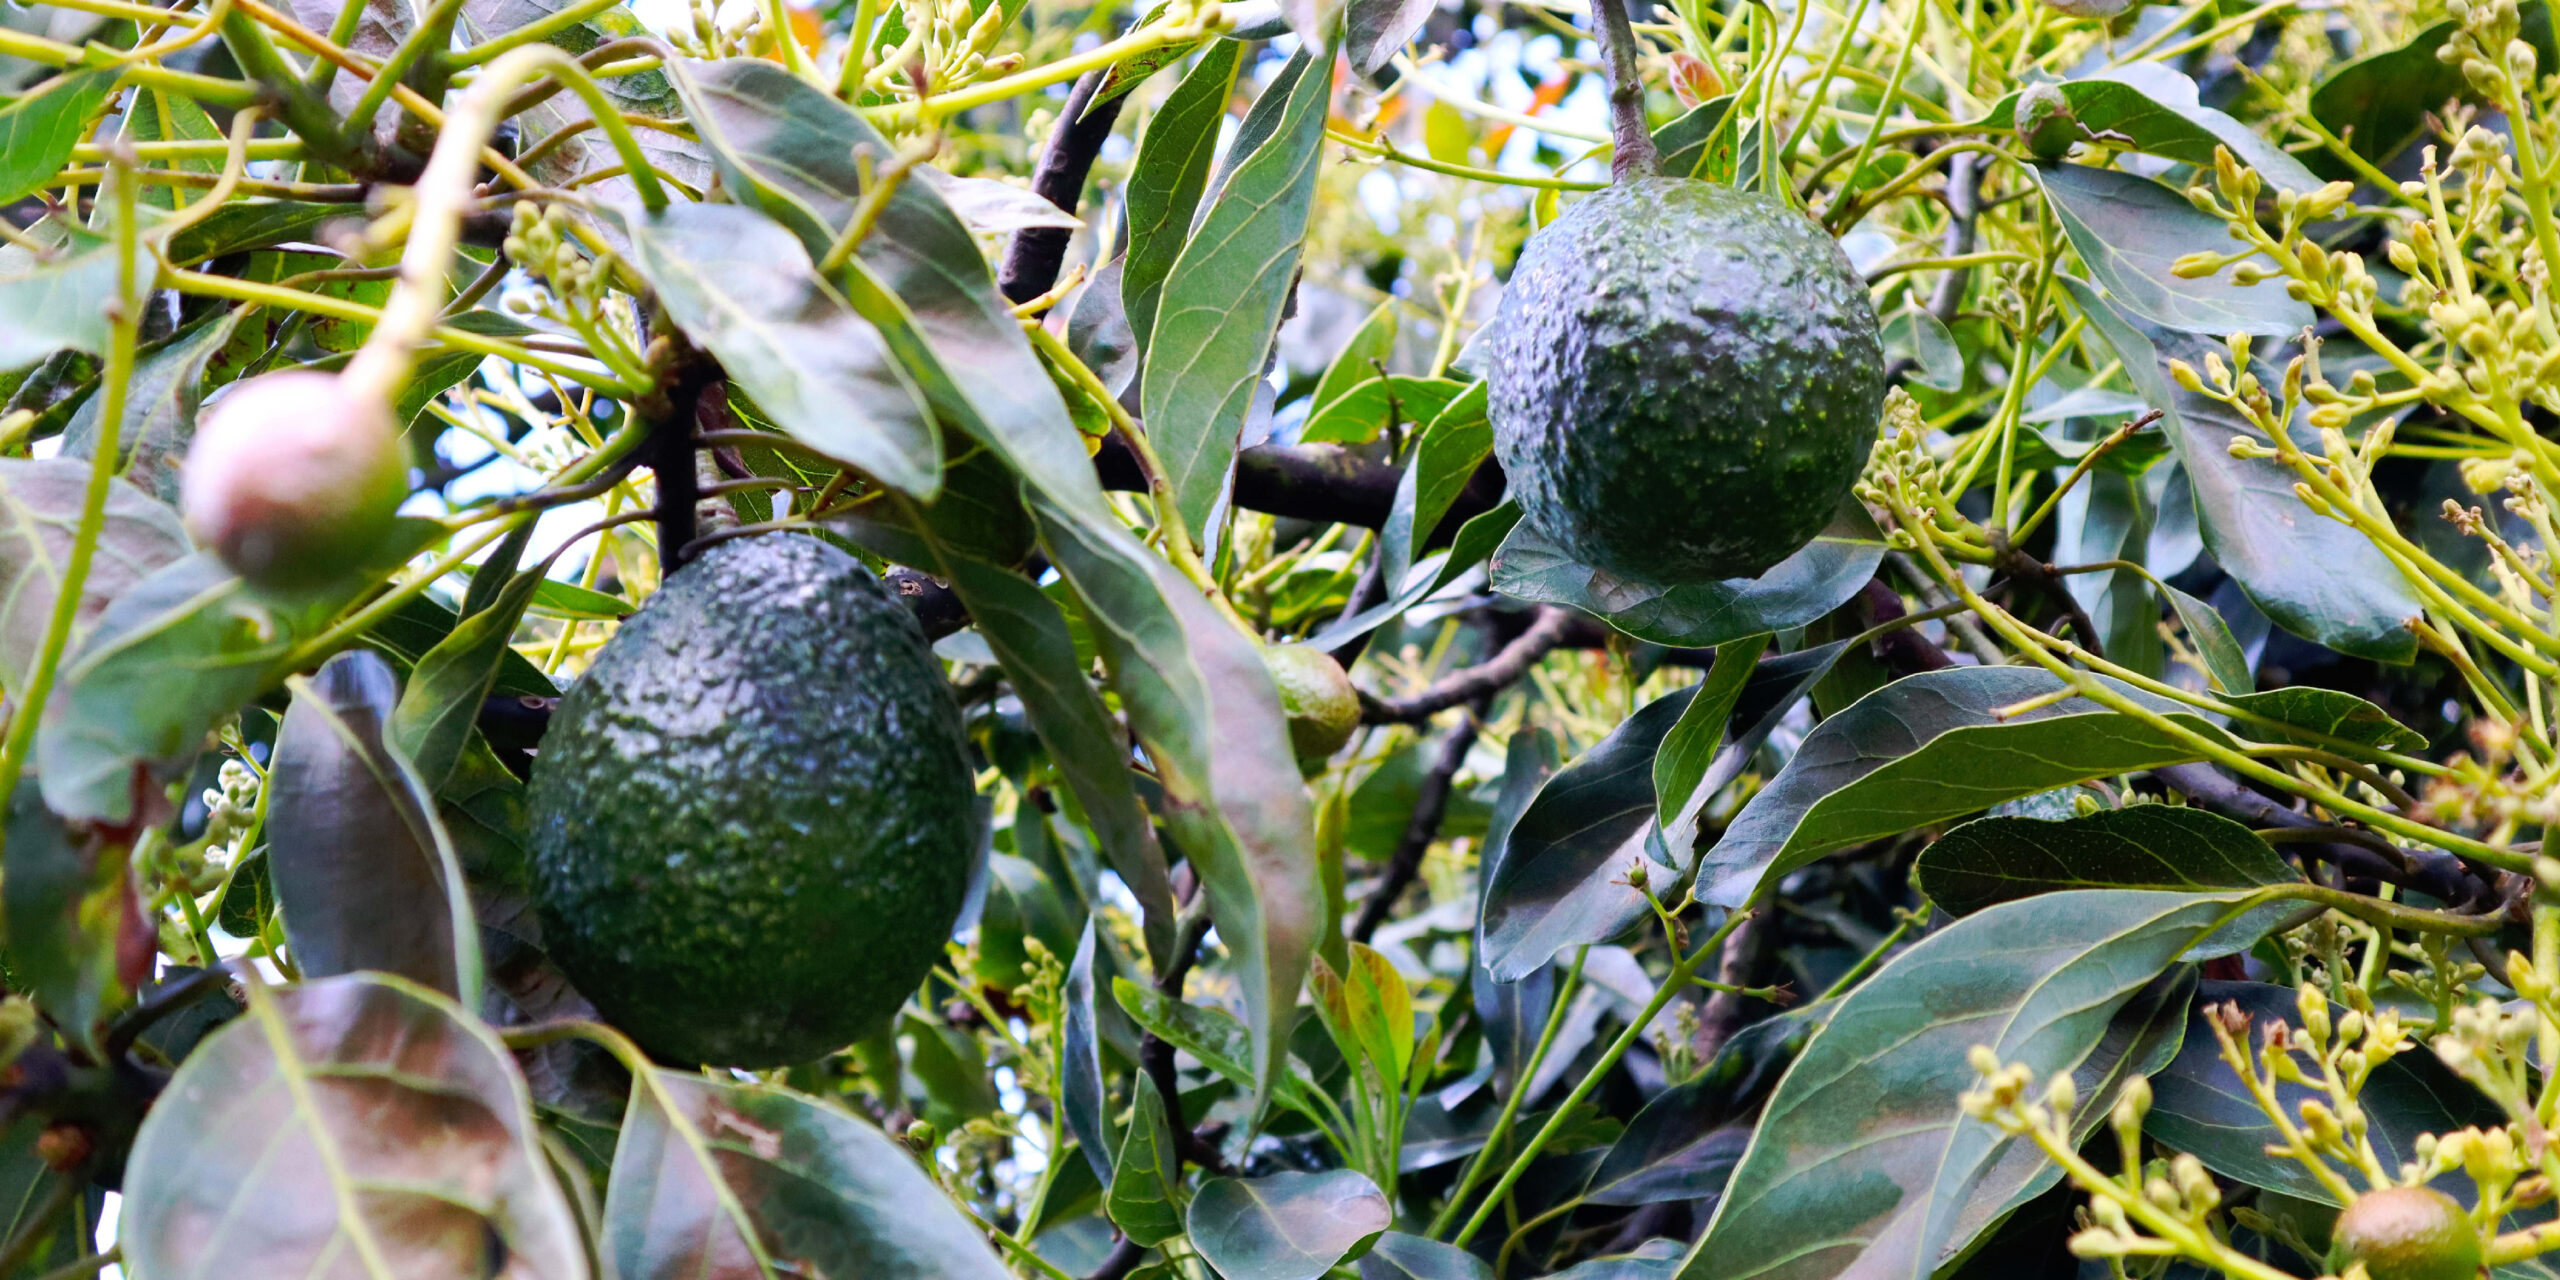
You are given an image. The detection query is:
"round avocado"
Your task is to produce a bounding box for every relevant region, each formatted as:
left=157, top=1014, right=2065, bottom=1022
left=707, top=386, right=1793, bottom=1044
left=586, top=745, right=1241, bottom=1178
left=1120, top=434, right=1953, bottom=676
left=1264, top=644, right=1359, bottom=767
left=2330, top=1187, right=2481, bottom=1280
left=1487, top=177, right=1886, bottom=584
left=526, top=534, right=976, bottom=1067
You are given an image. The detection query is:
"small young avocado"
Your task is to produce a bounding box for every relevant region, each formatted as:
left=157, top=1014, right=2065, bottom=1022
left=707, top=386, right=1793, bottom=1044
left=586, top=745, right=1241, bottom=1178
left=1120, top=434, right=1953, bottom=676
left=526, top=534, right=977, bottom=1067
left=1487, top=177, right=1886, bottom=585
left=2329, top=1187, right=2483, bottom=1280
left=180, top=371, right=408, bottom=590
left=1264, top=644, right=1359, bottom=769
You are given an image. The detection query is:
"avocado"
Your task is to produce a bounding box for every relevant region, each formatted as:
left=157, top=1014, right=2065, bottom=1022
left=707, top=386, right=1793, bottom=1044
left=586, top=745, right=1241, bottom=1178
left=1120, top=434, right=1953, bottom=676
left=526, top=534, right=976, bottom=1067
left=1263, top=644, right=1359, bottom=768
left=1487, top=178, right=1886, bottom=584
left=2330, top=1187, right=2482, bottom=1280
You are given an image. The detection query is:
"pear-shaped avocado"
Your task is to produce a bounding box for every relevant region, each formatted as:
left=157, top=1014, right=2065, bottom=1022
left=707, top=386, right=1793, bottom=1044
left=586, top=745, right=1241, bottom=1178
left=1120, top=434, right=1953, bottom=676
left=527, top=534, right=976, bottom=1067
left=2330, top=1187, right=2482, bottom=1280
left=1487, top=178, right=1886, bottom=584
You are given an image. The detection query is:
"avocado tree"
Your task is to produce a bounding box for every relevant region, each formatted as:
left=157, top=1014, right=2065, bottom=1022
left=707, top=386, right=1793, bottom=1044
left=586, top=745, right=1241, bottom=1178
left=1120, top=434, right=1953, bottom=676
left=0, top=0, right=2553, bottom=1271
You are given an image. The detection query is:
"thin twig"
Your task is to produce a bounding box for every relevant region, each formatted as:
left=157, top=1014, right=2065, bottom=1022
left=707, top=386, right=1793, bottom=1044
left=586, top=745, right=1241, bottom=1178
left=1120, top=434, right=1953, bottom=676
left=1351, top=709, right=1483, bottom=942
left=1361, top=607, right=1574, bottom=723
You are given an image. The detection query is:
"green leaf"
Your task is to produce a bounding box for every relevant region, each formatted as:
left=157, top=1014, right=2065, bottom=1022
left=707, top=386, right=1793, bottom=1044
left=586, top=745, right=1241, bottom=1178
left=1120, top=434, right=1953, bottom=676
left=1379, top=382, right=1491, bottom=591
left=363, top=589, right=557, bottom=701
left=268, top=651, right=483, bottom=1003
left=394, top=309, right=535, bottom=430
left=2303, top=9, right=2558, bottom=173
left=835, top=513, right=1175, bottom=964
left=1063, top=922, right=1116, bottom=1186
left=2145, top=981, right=2504, bottom=1204
left=1188, top=1170, right=1391, bottom=1280
left=1557, top=1241, right=1688, bottom=1280
left=1585, top=1003, right=1828, bottom=1207
left=0, top=232, right=135, bottom=371
left=1653, top=96, right=1740, bottom=182
left=1491, top=500, right=1884, bottom=648
left=2066, top=276, right=2423, bottom=663
left=61, top=312, right=242, bottom=505
left=0, top=1115, right=93, bottom=1276
left=1882, top=306, right=1964, bottom=392
left=2220, top=687, right=2425, bottom=756
left=675, top=56, right=1315, bottom=1105
left=1480, top=686, right=1695, bottom=982
left=2057, top=469, right=2162, bottom=680
left=1654, top=635, right=1769, bottom=827
left=1678, top=893, right=2231, bottom=1280
left=1979, top=67, right=2322, bottom=193
left=1917, top=806, right=2299, bottom=917
left=163, top=200, right=346, bottom=268
left=1694, top=666, right=2239, bottom=908
left=2164, top=580, right=2254, bottom=694
left=2, top=784, right=132, bottom=1041
left=0, top=457, right=189, bottom=716
left=604, top=1072, right=1010, bottom=1280
left=1309, top=301, right=1401, bottom=415
left=621, top=201, right=940, bottom=498
left=1300, top=375, right=1466, bottom=447
left=35, top=523, right=441, bottom=824
left=0, top=70, right=111, bottom=208
left=1141, top=49, right=1333, bottom=540
left=1345, top=0, right=1433, bottom=72
left=388, top=538, right=545, bottom=790
left=1122, top=41, right=1239, bottom=359
left=1359, top=1231, right=1496, bottom=1280
left=1107, top=1072, right=1185, bottom=1247
left=118, top=84, right=222, bottom=210
left=2038, top=164, right=2312, bottom=337
left=1112, top=978, right=1330, bottom=1122
left=121, top=972, right=588, bottom=1279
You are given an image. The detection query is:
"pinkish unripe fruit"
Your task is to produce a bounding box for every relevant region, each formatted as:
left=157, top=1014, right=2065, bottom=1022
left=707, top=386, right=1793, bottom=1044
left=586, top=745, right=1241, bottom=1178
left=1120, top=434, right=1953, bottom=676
left=181, top=371, right=408, bottom=590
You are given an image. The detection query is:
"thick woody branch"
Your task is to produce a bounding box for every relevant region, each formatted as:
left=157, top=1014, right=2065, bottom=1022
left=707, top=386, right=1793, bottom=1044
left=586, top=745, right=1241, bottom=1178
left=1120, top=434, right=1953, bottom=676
left=1000, top=70, right=1126, bottom=304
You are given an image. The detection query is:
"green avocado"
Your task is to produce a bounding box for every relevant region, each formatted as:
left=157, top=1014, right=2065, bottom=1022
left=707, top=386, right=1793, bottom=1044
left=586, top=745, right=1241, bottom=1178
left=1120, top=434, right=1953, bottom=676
left=527, top=534, right=977, bottom=1067
left=2329, top=1187, right=2482, bottom=1280
left=1487, top=177, right=1887, bottom=584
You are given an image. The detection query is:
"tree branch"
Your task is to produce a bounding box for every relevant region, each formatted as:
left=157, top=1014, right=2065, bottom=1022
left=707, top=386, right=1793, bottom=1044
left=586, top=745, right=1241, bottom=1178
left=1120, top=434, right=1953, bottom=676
left=1351, top=709, right=1482, bottom=942
left=2151, top=762, right=2499, bottom=909
left=1000, top=70, right=1125, bottom=304
left=1590, top=0, right=1659, bottom=179
left=1361, top=607, right=1575, bottom=723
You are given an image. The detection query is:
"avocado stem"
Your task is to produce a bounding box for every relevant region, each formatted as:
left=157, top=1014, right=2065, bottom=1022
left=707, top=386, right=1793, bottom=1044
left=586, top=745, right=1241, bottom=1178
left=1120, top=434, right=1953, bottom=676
left=1589, top=0, right=1659, bottom=180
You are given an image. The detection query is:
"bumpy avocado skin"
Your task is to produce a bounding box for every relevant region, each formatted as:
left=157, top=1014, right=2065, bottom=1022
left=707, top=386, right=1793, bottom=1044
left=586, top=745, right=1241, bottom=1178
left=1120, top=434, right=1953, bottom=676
left=1489, top=178, right=1887, bottom=583
left=527, top=534, right=976, bottom=1067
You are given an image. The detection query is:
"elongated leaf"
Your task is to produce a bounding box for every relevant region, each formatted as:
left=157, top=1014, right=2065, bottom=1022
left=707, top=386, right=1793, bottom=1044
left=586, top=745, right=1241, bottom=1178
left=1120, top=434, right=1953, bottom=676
left=122, top=972, right=588, bottom=1280
left=388, top=547, right=544, bottom=791
left=268, top=651, right=482, bottom=1002
left=1380, top=382, right=1491, bottom=589
left=1480, top=687, right=1695, bottom=981
left=0, top=457, right=189, bottom=713
left=1112, top=978, right=1330, bottom=1122
left=1064, top=923, right=1115, bottom=1185
left=163, top=200, right=346, bottom=267
left=61, top=312, right=240, bottom=505
left=1301, top=376, right=1467, bottom=446
left=2145, top=981, right=2504, bottom=1204
left=1980, top=67, right=2321, bottom=193
left=675, top=57, right=1315, bottom=1103
left=1188, top=1170, right=1392, bottom=1280
left=622, top=202, right=939, bottom=497
left=1347, top=0, right=1437, bottom=72
left=1107, top=1072, right=1184, bottom=1246
left=1586, top=1004, right=1827, bottom=1207
left=0, top=1115, right=92, bottom=1275
left=36, top=524, right=439, bottom=824
left=833, top=511, right=1176, bottom=963
left=1679, top=893, right=2235, bottom=1280
left=1142, top=50, right=1332, bottom=540
left=605, top=1072, right=1010, bottom=1280
left=0, top=70, right=111, bottom=208
left=2221, top=687, right=2423, bottom=755
left=1360, top=1231, right=1494, bottom=1280
left=2165, top=580, right=2254, bottom=694
left=2039, top=164, right=2311, bottom=338
left=2066, top=276, right=2422, bottom=662
left=1917, top=806, right=2299, bottom=917
left=2, top=783, right=133, bottom=1041
left=1492, top=501, right=1883, bottom=648
left=1559, top=1241, right=1687, bottom=1280
left=1655, top=635, right=1770, bottom=825
left=1695, top=666, right=2239, bottom=908
left=1123, top=41, right=1240, bottom=358
left=119, top=84, right=222, bottom=210
left=0, top=233, right=133, bottom=370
